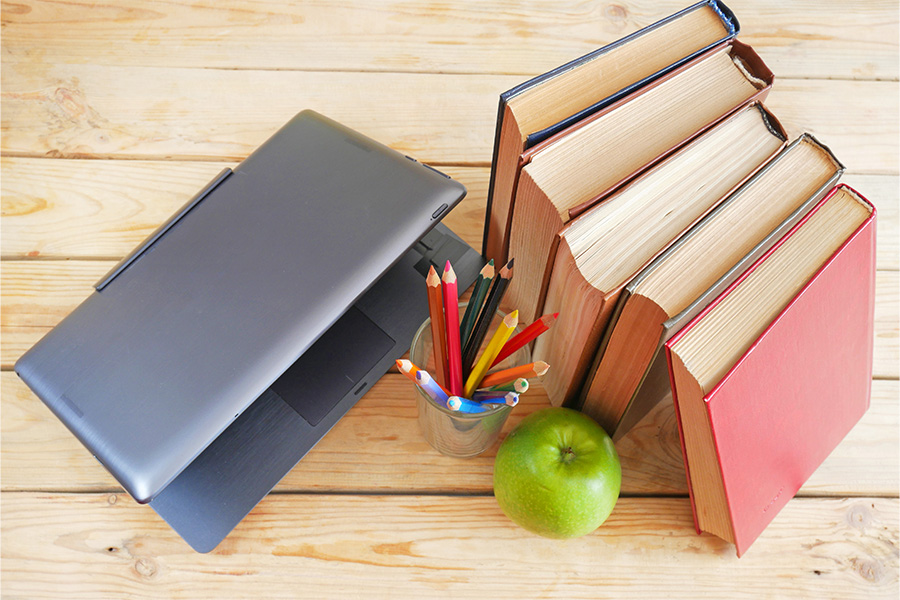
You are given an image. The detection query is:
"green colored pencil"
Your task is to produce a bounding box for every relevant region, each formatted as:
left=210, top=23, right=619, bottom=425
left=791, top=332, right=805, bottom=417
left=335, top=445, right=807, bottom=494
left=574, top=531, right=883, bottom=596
left=462, top=258, right=514, bottom=377
left=483, top=378, right=529, bottom=394
left=459, top=260, right=494, bottom=349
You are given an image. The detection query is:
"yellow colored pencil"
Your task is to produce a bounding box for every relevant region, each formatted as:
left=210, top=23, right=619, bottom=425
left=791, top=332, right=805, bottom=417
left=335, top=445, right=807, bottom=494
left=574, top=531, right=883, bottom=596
left=464, top=310, right=518, bottom=397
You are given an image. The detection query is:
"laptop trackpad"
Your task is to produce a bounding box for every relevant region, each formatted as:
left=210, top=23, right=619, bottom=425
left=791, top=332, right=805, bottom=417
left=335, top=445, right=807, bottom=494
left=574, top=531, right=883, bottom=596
left=270, top=306, right=395, bottom=426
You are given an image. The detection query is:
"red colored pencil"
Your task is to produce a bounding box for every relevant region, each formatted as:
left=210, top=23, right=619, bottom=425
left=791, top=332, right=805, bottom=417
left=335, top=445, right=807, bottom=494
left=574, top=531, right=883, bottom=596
left=442, top=261, right=463, bottom=396
left=491, top=312, right=559, bottom=367
left=426, top=265, right=449, bottom=388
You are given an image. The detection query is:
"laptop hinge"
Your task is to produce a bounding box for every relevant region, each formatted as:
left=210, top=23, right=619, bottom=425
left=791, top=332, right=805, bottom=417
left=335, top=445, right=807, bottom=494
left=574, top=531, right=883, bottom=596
left=95, top=168, right=234, bottom=291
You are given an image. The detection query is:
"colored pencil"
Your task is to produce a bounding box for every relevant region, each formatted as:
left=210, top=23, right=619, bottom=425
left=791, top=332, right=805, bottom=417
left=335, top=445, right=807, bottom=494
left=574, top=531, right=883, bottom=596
left=478, top=361, right=550, bottom=389
left=482, top=378, right=529, bottom=394
left=416, top=370, right=450, bottom=405
left=477, top=392, right=519, bottom=407
left=426, top=265, right=449, bottom=388
left=472, top=389, right=519, bottom=403
left=447, top=396, right=492, bottom=414
left=462, top=258, right=514, bottom=376
left=397, top=359, right=449, bottom=395
left=459, top=260, right=494, bottom=349
left=442, top=261, right=464, bottom=396
left=490, top=312, right=559, bottom=367
left=464, top=310, right=518, bottom=398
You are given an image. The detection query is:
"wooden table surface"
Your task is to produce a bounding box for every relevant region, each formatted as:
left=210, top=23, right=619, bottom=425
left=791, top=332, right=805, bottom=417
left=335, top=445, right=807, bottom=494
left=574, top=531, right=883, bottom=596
left=1, top=1, right=897, bottom=598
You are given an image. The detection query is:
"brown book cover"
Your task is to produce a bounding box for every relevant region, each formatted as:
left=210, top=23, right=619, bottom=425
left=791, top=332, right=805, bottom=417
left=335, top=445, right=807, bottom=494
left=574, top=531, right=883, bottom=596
left=504, top=40, right=774, bottom=325
left=580, top=134, right=844, bottom=438
left=533, top=102, right=785, bottom=408
left=482, top=1, right=740, bottom=264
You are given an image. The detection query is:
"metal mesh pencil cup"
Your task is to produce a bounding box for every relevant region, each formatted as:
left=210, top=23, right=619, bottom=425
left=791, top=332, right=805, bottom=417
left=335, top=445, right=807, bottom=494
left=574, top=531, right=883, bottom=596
left=410, top=302, right=530, bottom=458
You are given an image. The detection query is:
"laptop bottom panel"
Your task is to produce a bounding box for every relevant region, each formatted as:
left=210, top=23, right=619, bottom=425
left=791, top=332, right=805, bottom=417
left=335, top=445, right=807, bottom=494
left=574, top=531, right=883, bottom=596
left=150, top=224, right=481, bottom=552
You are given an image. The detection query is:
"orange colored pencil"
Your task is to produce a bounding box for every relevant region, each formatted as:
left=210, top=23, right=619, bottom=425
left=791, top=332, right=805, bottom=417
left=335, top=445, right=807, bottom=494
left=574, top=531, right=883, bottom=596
left=491, top=312, right=559, bottom=367
left=396, top=359, right=449, bottom=395
left=426, top=265, right=449, bottom=388
left=478, top=361, right=550, bottom=389
left=442, top=261, right=464, bottom=396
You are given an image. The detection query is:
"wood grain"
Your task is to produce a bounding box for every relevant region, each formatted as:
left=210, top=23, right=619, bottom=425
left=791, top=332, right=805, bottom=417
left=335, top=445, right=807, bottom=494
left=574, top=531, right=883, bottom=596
left=3, top=372, right=895, bottom=497
left=1, top=1, right=896, bottom=80
left=2, top=492, right=897, bottom=599
left=17, top=263, right=900, bottom=375
left=2, top=62, right=897, bottom=170
left=2, top=0, right=897, bottom=596
left=3, top=159, right=895, bottom=268
left=0, top=158, right=489, bottom=259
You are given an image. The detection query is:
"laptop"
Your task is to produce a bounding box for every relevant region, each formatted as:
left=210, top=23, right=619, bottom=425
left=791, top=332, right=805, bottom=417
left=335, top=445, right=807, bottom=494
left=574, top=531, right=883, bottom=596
left=14, top=110, right=484, bottom=551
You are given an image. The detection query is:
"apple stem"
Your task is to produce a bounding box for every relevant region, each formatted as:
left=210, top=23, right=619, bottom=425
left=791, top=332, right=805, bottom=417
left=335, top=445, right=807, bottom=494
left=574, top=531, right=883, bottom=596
left=561, top=446, right=577, bottom=464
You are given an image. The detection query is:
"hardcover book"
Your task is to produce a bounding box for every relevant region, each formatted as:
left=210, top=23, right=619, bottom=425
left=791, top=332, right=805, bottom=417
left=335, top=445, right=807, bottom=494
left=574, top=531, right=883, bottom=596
left=482, top=0, right=739, bottom=264
left=504, top=40, right=773, bottom=324
left=582, top=134, right=844, bottom=437
left=532, top=102, right=786, bottom=407
left=665, top=185, right=876, bottom=555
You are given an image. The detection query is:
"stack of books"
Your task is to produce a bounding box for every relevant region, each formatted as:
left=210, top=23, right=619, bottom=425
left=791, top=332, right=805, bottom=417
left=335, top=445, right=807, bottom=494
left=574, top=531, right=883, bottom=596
left=483, top=0, right=876, bottom=556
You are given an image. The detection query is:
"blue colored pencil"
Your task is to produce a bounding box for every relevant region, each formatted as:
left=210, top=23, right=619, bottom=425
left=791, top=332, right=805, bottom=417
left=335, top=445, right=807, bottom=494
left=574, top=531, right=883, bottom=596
left=415, top=370, right=449, bottom=405
left=447, top=396, right=491, bottom=413
left=477, top=392, right=519, bottom=407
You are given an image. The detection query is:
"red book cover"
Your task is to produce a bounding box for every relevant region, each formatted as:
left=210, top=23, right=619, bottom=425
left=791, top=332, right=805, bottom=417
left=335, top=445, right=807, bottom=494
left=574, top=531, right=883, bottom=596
left=665, top=184, right=876, bottom=556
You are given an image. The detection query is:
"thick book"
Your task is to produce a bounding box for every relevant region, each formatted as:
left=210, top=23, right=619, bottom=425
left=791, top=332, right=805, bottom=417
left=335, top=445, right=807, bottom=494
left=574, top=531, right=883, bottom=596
left=482, top=0, right=739, bottom=263
left=581, top=134, right=844, bottom=438
left=665, top=185, right=876, bottom=556
left=532, top=102, right=786, bottom=407
left=504, top=40, right=773, bottom=324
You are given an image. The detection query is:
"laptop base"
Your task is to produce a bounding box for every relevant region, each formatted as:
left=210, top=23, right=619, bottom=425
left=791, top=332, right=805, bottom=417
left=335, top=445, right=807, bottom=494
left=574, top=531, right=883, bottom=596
left=150, top=224, right=482, bottom=552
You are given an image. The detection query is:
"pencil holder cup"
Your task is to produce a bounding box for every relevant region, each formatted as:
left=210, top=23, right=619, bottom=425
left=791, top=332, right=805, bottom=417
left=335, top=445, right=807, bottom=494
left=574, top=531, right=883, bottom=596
left=410, top=301, right=531, bottom=458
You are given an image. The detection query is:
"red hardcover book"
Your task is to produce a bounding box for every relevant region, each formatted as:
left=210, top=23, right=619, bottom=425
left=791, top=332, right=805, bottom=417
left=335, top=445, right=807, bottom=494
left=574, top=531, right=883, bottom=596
left=665, top=184, right=876, bottom=556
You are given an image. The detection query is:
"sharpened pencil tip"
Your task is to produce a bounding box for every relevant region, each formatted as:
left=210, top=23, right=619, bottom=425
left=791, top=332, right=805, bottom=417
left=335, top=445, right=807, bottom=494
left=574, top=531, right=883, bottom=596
left=426, top=265, right=441, bottom=286
left=442, top=261, right=457, bottom=282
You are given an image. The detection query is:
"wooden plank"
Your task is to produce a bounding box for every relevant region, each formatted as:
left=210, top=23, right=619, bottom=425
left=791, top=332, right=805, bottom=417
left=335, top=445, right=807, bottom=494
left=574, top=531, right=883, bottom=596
left=3, top=159, right=896, bottom=267
left=20, top=264, right=900, bottom=375
left=875, top=270, right=899, bottom=376
left=2, top=62, right=897, bottom=171
left=0, top=63, right=516, bottom=163
left=0, top=159, right=488, bottom=259
left=843, top=173, right=899, bottom=270
left=1, top=0, right=896, bottom=80
left=615, top=380, right=899, bottom=497
left=3, top=372, right=895, bottom=497
left=2, top=492, right=897, bottom=599
left=2, top=263, right=897, bottom=376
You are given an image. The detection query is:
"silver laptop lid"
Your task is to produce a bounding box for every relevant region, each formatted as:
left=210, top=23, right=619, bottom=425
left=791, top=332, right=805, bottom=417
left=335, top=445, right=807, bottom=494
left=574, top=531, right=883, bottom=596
left=15, top=111, right=466, bottom=503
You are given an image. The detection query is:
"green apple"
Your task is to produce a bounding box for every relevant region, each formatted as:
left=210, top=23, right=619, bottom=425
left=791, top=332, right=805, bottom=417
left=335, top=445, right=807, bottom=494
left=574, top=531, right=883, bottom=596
left=493, top=407, right=621, bottom=538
